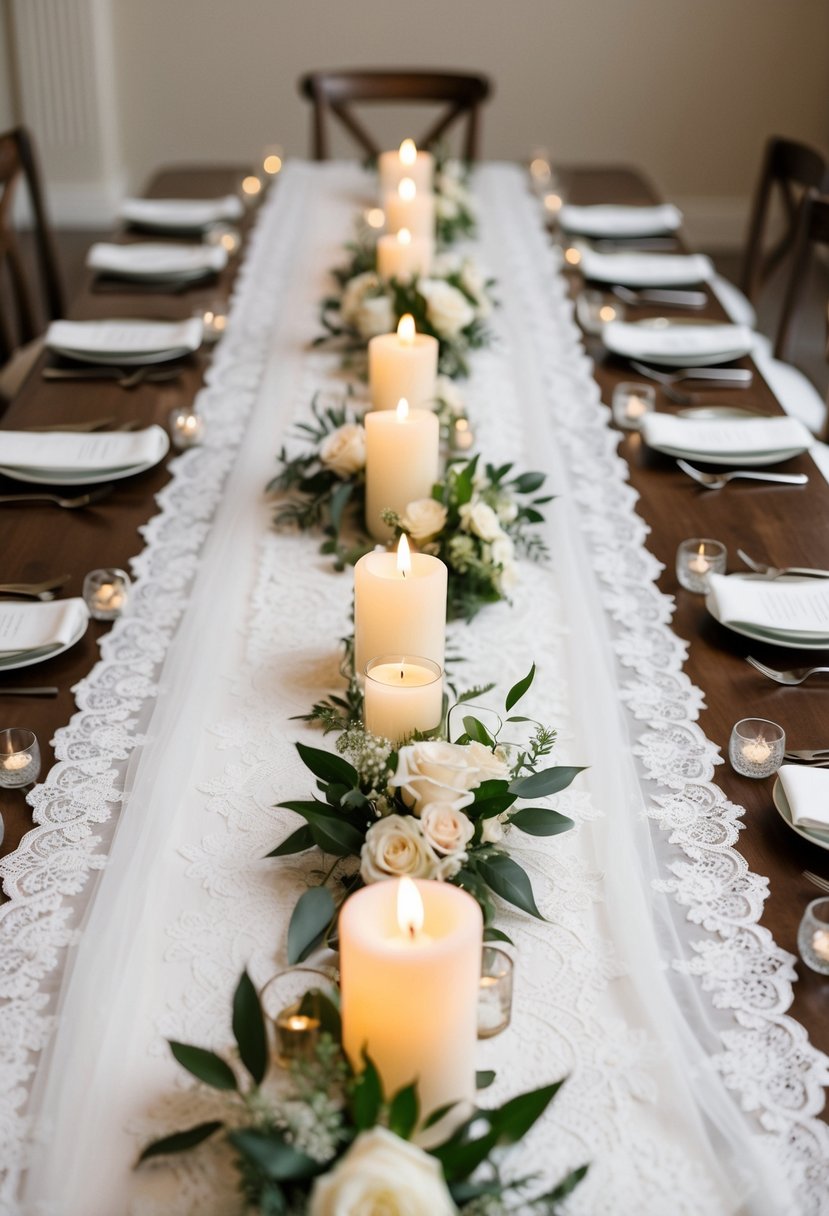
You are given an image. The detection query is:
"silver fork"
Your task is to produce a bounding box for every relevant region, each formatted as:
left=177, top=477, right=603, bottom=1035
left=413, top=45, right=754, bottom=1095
left=0, top=486, right=113, bottom=509
left=746, top=656, right=829, bottom=686
left=677, top=460, right=808, bottom=491
left=803, top=870, right=829, bottom=894
left=737, top=550, right=829, bottom=580
left=630, top=360, right=753, bottom=387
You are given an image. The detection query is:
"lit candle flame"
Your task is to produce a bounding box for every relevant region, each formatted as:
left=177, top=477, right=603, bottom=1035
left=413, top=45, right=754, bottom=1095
left=397, top=314, right=416, bottom=344
left=397, top=876, right=424, bottom=939
left=399, top=138, right=417, bottom=166
left=396, top=533, right=412, bottom=577
left=397, top=227, right=412, bottom=246
left=396, top=397, right=410, bottom=421
left=398, top=176, right=416, bottom=202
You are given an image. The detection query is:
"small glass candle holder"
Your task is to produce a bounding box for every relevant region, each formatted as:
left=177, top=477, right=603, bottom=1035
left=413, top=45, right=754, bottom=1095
left=205, top=223, right=241, bottom=257
left=83, top=567, right=131, bottom=621
left=260, top=143, right=284, bottom=182
left=729, top=718, right=785, bottom=779
left=260, top=966, right=339, bottom=1067
left=576, top=289, right=625, bottom=336
left=169, top=407, right=205, bottom=451
left=477, top=946, right=513, bottom=1039
left=450, top=417, right=475, bottom=454
left=0, top=728, right=41, bottom=788
left=798, top=898, right=829, bottom=975
left=364, top=655, right=443, bottom=745
left=612, top=382, right=656, bottom=431
left=240, top=173, right=263, bottom=207
left=193, top=299, right=228, bottom=345
left=676, top=538, right=727, bottom=593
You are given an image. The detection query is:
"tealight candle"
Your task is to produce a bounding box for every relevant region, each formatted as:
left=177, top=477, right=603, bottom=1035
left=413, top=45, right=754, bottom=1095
left=576, top=289, right=624, bottom=335
left=340, top=877, right=482, bottom=1144
left=384, top=177, right=436, bottom=240
left=364, top=398, right=440, bottom=540
left=0, top=728, right=40, bottom=789
left=364, top=655, right=443, bottom=743
left=274, top=1005, right=320, bottom=1065
left=240, top=174, right=262, bottom=205
left=353, top=535, right=447, bottom=678
left=798, top=898, right=829, bottom=975
left=194, top=300, right=228, bottom=345
left=169, top=407, right=205, bottom=450
left=477, top=946, right=514, bottom=1039
left=205, top=223, right=241, bottom=256
left=260, top=143, right=284, bottom=180
left=729, top=718, right=785, bottom=779
left=675, top=538, right=727, bottom=593
left=378, top=138, right=434, bottom=196
left=82, top=567, right=132, bottom=621
left=611, top=382, right=656, bottom=431
left=376, top=227, right=434, bottom=282
left=368, top=314, right=439, bottom=412
left=450, top=417, right=475, bottom=453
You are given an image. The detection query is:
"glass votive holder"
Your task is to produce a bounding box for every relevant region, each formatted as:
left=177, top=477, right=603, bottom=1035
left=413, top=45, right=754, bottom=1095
left=0, top=728, right=41, bottom=788
left=364, top=655, right=443, bottom=745
left=612, top=381, right=656, bottom=431
left=193, top=299, right=228, bottom=345
left=82, top=567, right=131, bottom=621
left=729, top=718, right=785, bottom=779
left=798, top=898, right=829, bottom=975
left=205, top=223, right=241, bottom=257
left=576, top=289, right=625, bottom=336
left=450, top=417, right=475, bottom=454
left=477, top=946, right=514, bottom=1039
left=676, top=538, right=728, bottom=593
left=260, top=966, right=339, bottom=1067
left=169, top=406, right=205, bottom=450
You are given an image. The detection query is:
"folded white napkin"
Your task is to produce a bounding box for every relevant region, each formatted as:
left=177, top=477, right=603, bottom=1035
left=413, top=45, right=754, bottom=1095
left=579, top=248, right=713, bottom=287
left=0, top=598, right=88, bottom=658
left=707, top=573, right=829, bottom=637
left=0, top=426, right=168, bottom=473
left=560, top=203, right=682, bottom=238
left=120, top=195, right=243, bottom=230
left=87, top=243, right=227, bottom=277
left=642, top=414, right=812, bottom=456
left=603, top=319, right=753, bottom=361
left=778, top=765, right=829, bottom=833
left=46, top=319, right=203, bottom=357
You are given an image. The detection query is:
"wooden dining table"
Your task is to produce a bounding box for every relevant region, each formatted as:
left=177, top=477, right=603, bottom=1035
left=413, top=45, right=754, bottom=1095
left=1, top=157, right=827, bottom=1081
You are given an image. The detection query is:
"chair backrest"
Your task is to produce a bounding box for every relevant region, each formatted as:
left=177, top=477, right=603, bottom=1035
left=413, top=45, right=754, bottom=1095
left=773, top=188, right=829, bottom=361
left=0, top=126, right=64, bottom=364
left=739, top=135, right=829, bottom=303
left=298, top=69, right=492, bottom=162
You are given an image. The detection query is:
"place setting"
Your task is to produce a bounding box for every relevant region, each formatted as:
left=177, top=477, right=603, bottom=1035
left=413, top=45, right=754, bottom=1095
left=41, top=316, right=204, bottom=387
left=0, top=425, right=170, bottom=486
left=86, top=239, right=229, bottom=291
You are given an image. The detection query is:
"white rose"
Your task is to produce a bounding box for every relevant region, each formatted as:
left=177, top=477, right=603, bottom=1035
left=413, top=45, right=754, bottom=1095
left=356, top=293, right=394, bottom=339
left=480, top=815, right=505, bottom=844
left=391, top=740, right=479, bottom=815
left=431, top=251, right=462, bottom=278
left=464, top=739, right=510, bottom=784
left=360, top=815, right=440, bottom=883
left=318, top=423, right=366, bottom=478
left=309, top=1127, right=457, bottom=1216
left=401, top=498, right=447, bottom=541
left=440, top=158, right=465, bottom=183
left=420, top=804, right=474, bottom=857
left=340, top=271, right=379, bottom=325
left=496, top=498, right=518, bottom=524
left=435, top=374, right=465, bottom=416
left=490, top=534, right=515, bottom=568
left=459, top=500, right=502, bottom=542
left=498, top=559, right=519, bottom=594
left=459, top=259, right=491, bottom=318
left=418, top=279, right=475, bottom=339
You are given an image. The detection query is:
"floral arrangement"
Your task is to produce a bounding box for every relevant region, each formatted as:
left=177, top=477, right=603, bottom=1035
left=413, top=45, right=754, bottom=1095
left=269, top=664, right=583, bottom=964
left=434, top=156, right=478, bottom=245
left=138, top=971, right=587, bottom=1214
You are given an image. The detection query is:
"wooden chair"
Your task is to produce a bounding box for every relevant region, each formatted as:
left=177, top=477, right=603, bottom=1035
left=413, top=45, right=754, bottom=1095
left=298, top=70, right=492, bottom=162
left=0, top=126, right=64, bottom=397
left=774, top=189, right=829, bottom=361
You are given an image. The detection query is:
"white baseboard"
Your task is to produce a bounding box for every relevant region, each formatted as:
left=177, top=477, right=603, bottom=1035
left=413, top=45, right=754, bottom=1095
left=674, top=195, right=749, bottom=252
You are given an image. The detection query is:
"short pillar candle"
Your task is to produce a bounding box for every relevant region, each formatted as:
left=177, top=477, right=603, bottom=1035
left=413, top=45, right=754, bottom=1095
left=376, top=228, right=434, bottom=282
left=368, top=314, right=439, bottom=412
left=364, top=398, right=440, bottom=541
left=353, top=536, right=447, bottom=678
left=384, top=177, right=436, bottom=240
left=378, top=138, right=435, bottom=196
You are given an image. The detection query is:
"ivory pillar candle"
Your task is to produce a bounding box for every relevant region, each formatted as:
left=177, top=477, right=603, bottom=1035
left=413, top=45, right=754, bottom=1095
left=340, top=877, right=482, bottom=1144
left=353, top=537, right=447, bottom=678
left=376, top=228, right=434, bottom=282
left=368, top=314, right=439, bottom=412
left=384, top=178, right=436, bottom=240
left=364, top=656, right=443, bottom=743
left=364, top=399, right=440, bottom=541
left=378, top=138, right=434, bottom=195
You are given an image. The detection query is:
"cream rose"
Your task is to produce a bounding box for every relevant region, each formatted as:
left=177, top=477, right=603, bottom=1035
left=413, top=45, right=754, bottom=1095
left=459, top=500, right=502, bottom=542
left=340, top=271, right=379, bottom=325
left=464, top=739, right=511, bottom=783
left=460, top=259, right=492, bottom=318
left=391, top=740, right=479, bottom=815
left=490, top=534, right=515, bottom=568
left=420, top=804, right=474, bottom=857
left=318, top=423, right=366, bottom=478
left=418, top=279, right=475, bottom=339
left=360, top=815, right=440, bottom=883
left=309, top=1127, right=457, bottom=1216
left=356, top=293, right=395, bottom=339
left=401, top=498, right=447, bottom=542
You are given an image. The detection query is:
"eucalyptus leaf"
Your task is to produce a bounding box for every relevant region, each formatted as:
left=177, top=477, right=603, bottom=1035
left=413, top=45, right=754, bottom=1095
left=136, top=1120, right=223, bottom=1163
left=287, top=886, right=336, bottom=964
left=505, top=663, right=535, bottom=712
left=512, top=471, right=546, bottom=494
left=462, top=715, right=494, bottom=747
left=169, top=1043, right=237, bottom=1091
left=296, top=742, right=359, bottom=788
left=476, top=855, right=544, bottom=920
left=508, top=807, right=575, bottom=837
left=232, top=970, right=268, bottom=1086
left=266, top=824, right=314, bottom=858
left=509, top=765, right=585, bottom=800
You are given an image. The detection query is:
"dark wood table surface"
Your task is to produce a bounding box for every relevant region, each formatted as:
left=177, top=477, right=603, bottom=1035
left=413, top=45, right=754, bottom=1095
left=1, top=162, right=827, bottom=1073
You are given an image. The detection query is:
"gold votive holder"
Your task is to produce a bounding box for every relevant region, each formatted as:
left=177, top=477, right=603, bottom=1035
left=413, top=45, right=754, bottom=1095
left=477, top=946, right=513, bottom=1039
left=260, top=966, right=338, bottom=1068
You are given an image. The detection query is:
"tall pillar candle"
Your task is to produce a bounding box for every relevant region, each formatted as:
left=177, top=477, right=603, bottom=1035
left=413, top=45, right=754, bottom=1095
left=384, top=178, right=436, bottom=240
left=340, top=877, right=483, bottom=1143
left=368, top=314, right=439, bottom=411
left=376, top=227, right=434, bottom=282
left=353, top=537, right=447, bottom=677
left=364, top=655, right=443, bottom=743
left=378, top=138, right=434, bottom=196
left=364, top=399, right=440, bottom=541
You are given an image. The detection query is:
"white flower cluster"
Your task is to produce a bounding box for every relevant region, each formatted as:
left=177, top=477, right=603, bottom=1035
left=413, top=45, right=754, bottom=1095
left=359, top=740, right=510, bottom=885
left=337, top=726, right=393, bottom=794
left=276, top=1092, right=344, bottom=1164
left=435, top=157, right=477, bottom=227
left=338, top=256, right=492, bottom=342
left=457, top=492, right=519, bottom=593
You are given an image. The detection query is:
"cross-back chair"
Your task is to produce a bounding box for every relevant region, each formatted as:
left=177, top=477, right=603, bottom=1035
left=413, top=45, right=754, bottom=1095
left=298, top=70, right=492, bottom=162
left=774, top=188, right=829, bottom=362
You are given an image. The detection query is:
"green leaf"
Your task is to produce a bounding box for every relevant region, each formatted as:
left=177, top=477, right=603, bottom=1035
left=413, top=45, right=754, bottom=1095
left=487, top=1079, right=564, bottom=1145
left=266, top=824, right=315, bottom=858
left=299, top=989, right=341, bottom=1043
left=483, top=926, right=514, bottom=945
left=508, top=807, right=574, bottom=837
left=462, top=715, right=494, bottom=747
left=455, top=682, right=496, bottom=704
left=232, top=970, right=268, bottom=1086
left=136, top=1121, right=223, bottom=1164
left=476, top=855, right=544, bottom=920
left=388, top=1081, right=420, bottom=1140
left=509, top=765, right=585, bottom=800
left=259, top=1183, right=288, bottom=1216
left=512, top=471, right=546, bottom=494
left=228, top=1128, right=321, bottom=1181
left=421, top=1100, right=460, bottom=1131
left=287, top=886, right=336, bottom=964
left=538, top=1163, right=590, bottom=1204
left=278, top=799, right=365, bottom=856
left=505, top=663, right=535, bottom=712
left=452, top=455, right=478, bottom=506
left=351, top=1053, right=384, bottom=1129
left=296, top=742, right=358, bottom=788
left=169, top=1043, right=237, bottom=1091
left=328, top=479, right=354, bottom=537
left=471, top=791, right=516, bottom=820
left=476, top=1070, right=496, bottom=1090
left=430, top=1128, right=499, bottom=1183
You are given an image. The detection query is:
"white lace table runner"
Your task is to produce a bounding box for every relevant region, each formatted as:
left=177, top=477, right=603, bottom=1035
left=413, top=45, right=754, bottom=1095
left=3, top=164, right=827, bottom=1215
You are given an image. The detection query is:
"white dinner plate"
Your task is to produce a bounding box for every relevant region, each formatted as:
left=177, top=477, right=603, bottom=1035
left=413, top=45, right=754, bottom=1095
left=48, top=343, right=192, bottom=367
left=772, top=777, right=829, bottom=853
left=0, top=613, right=87, bottom=672
left=613, top=318, right=753, bottom=368
left=705, top=573, right=829, bottom=650
left=652, top=443, right=809, bottom=468
left=0, top=427, right=170, bottom=485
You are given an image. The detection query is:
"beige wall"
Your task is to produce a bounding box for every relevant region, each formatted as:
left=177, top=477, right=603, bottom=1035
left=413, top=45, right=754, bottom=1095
left=0, top=1, right=17, bottom=130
